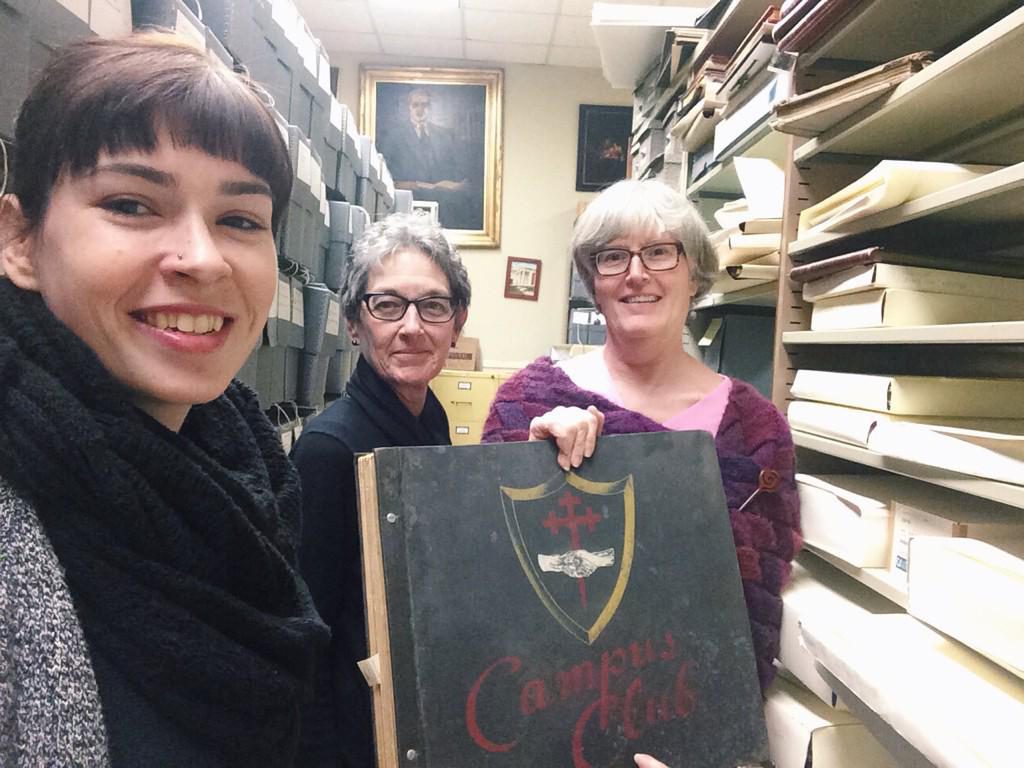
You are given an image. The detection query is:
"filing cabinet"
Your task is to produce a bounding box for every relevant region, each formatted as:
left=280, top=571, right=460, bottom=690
left=430, top=369, right=516, bottom=446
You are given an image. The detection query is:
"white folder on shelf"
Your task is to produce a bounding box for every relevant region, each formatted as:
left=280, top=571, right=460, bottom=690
left=765, top=675, right=899, bottom=768
left=796, top=475, right=894, bottom=568
left=909, top=537, right=1024, bottom=680
left=797, top=161, right=1001, bottom=236
left=779, top=555, right=902, bottom=706
left=800, top=613, right=1024, bottom=768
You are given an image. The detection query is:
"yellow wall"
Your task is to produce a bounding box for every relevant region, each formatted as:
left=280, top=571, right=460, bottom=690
left=331, top=52, right=630, bottom=369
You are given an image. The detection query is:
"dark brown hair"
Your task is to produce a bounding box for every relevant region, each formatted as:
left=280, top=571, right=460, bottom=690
left=11, top=32, right=292, bottom=234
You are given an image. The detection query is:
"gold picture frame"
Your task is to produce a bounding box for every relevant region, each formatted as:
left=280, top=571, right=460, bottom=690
left=361, top=66, right=503, bottom=248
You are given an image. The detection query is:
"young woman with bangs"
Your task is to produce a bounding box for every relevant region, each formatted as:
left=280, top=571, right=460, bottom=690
left=0, top=33, right=327, bottom=767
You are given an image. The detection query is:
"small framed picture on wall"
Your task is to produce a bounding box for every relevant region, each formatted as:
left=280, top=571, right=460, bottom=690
left=411, top=199, right=440, bottom=224
left=504, top=257, right=542, bottom=302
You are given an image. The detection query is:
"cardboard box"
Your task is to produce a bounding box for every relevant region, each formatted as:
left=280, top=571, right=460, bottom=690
left=445, top=336, right=481, bottom=371
left=889, top=498, right=1024, bottom=589
left=796, top=474, right=894, bottom=568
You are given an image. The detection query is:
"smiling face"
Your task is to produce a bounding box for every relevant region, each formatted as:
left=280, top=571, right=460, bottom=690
left=350, top=247, right=459, bottom=411
left=592, top=230, right=697, bottom=343
left=1, top=135, right=278, bottom=430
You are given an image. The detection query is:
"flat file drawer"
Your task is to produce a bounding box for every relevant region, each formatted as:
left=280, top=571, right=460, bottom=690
left=449, top=420, right=485, bottom=446
left=432, top=369, right=518, bottom=436
left=431, top=370, right=500, bottom=401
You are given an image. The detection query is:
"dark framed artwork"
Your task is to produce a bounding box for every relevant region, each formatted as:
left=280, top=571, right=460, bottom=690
left=504, top=257, right=542, bottom=302
left=361, top=66, right=503, bottom=248
left=575, top=104, right=632, bottom=192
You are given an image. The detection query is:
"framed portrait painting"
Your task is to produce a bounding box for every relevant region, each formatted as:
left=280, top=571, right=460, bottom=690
left=575, top=104, right=632, bottom=192
left=361, top=66, right=503, bottom=248
left=504, top=257, right=541, bottom=301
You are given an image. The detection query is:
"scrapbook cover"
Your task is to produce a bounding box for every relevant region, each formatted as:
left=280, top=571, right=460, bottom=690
left=357, top=431, right=768, bottom=767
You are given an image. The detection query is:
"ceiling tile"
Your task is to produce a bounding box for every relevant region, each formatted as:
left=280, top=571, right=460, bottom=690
left=552, top=15, right=595, bottom=47
left=317, top=30, right=382, bottom=54
left=380, top=35, right=465, bottom=58
left=547, top=45, right=602, bottom=68
left=371, top=7, right=462, bottom=38
left=560, top=0, right=596, bottom=15
left=465, top=40, right=547, bottom=65
left=463, top=0, right=560, bottom=11
left=464, top=9, right=555, bottom=45
left=293, top=0, right=374, bottom=34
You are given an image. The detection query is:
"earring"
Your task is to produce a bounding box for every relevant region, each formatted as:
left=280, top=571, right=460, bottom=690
left=351, top=337, right=359, bottom=346
left=451, top=339, right=457, bottom=348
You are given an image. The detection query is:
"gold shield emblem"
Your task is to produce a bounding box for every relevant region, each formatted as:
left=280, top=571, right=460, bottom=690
left=500, top=471, right=635, bottom=644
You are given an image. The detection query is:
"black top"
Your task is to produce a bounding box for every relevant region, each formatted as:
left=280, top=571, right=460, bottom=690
left=293, top=355, right=451, bottom=767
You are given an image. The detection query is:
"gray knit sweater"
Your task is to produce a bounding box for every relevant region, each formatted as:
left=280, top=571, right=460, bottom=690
left=0, top=477, right=109, bottom=766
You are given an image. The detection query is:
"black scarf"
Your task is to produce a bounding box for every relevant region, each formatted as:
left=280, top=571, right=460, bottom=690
left=0, top=280, right=329, bottom=765
left=347, top=353, right=452, bottom=448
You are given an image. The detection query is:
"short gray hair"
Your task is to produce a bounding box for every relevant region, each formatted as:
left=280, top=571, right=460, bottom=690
left=340, top=212, right=471, bottom=324
left=571, top=179, right=717, bottom=300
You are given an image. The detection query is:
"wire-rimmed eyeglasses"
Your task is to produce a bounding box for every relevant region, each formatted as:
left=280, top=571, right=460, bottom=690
left=592, top=241, right=683, bottom=276
left=362, top=293, right=456, bottom=323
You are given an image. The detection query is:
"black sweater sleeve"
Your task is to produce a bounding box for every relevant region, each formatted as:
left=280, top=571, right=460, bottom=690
left=292, top=431, right=374, bottom=768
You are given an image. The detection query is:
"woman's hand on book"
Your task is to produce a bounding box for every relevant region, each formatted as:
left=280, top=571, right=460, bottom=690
left=528, top=405, right=605, bottom=471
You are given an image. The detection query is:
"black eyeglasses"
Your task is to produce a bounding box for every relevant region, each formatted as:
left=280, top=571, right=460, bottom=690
left=362, top=293, right=456, bottom=323
left=592, top=241, right=683, bottom=276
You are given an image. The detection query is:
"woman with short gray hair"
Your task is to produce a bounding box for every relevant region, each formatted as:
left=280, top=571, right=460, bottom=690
left=570, top=178, right=719, bottom=302
left=340, top=212, right=471, bottom=326
left=483, top=179, right=800, bottom=711
left=292, top=212, right=471, bottom=766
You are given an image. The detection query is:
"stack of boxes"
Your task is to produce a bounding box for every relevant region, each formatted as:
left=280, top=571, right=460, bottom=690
left=0, top=0, right=131, bottom=139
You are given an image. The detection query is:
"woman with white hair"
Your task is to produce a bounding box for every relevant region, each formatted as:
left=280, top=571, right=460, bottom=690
left=483, top=179, right=801, bottom=702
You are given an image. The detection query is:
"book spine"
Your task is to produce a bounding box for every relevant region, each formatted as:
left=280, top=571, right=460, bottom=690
left=790, top=370, right=892, bottom=412
left=805, top=263, right=1024, bottom=303
left=787, top=401, right=881, bottom=447
left=789, top=247, right=883, bottom=283
left=810, top=289, right=1024, bottom=330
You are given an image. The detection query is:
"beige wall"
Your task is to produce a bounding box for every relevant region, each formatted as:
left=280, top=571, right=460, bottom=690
left=331, top=52, right=630, bottom=369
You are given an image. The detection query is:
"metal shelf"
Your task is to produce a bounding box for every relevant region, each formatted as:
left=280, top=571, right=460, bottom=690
left=788, top=160, right=1024, bottom=256
left=795, top=0, right=1015, bottom=70
left=692, top=280, right=778, bottom=309
left=782, top=321, right=1024, bottom=345
left=687, top=124, right=788, bottom=197
left=804, top=544, right=908, bottom=609
left=794, top=5, right=1024, bottom=164
left=792, top=430, right=1024, bottom=509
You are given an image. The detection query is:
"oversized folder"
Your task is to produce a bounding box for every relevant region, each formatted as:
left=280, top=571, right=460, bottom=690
left=356, top=432, right=768, bottom=768
left=796, top=160, right=999, bottom=236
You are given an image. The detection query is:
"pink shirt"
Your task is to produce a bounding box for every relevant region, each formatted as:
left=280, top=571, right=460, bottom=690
left=557, top=352, right=732, bottom=435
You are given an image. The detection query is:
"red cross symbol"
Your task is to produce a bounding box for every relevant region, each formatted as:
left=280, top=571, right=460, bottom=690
left=543, top=490, right=602, bottom=608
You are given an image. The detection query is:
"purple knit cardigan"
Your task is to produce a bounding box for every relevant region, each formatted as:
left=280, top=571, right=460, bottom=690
left=481, top=356, right=802, bottom=692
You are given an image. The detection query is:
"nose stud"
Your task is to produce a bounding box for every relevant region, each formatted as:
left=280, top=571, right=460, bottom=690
left=176, top=253, right=184, bottom=261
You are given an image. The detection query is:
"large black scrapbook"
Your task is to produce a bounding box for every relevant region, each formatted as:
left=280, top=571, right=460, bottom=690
left=357, top=431, right=767, bottom=768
